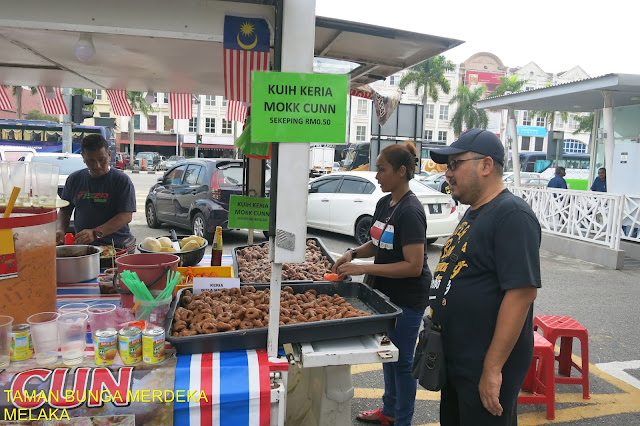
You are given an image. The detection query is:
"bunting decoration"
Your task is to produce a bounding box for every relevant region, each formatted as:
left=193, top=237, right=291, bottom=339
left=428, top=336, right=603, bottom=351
left=37, top=87, right=67, bottom=115
left=227, top=100, right=248, bottom=123
left=105, top=89, right=134, bottom=117
left=169, top=93, right=193, bottom=120
left=0, top=86, right=12, bottom=110
left=223, top=15, right=271, bottom=104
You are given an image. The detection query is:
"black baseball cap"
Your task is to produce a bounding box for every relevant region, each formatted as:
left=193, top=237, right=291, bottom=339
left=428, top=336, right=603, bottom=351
left=430, top=128, right=505, bottom=166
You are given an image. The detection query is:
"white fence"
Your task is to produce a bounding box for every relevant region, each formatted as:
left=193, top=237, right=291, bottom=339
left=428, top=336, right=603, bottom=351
left=507, top=186, right=626, bottom=249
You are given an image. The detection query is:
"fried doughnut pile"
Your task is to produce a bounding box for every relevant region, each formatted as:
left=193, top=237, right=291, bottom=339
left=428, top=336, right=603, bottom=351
left=171, top=285, right=370, bottom=337
left=237, top=239, right=333, bottom=283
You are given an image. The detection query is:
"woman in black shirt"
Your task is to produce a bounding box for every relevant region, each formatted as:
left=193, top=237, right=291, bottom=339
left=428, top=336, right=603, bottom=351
left=333, top=142, right=431, bottom=426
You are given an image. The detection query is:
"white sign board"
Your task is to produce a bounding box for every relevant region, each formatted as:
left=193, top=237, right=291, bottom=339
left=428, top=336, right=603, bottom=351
left=193, top=277, right=240, bottom=294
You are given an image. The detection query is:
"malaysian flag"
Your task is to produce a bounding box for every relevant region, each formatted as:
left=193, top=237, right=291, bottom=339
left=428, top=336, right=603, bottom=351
left=223, top=15, right=271, bottom=104
left=0, top=86, right=12, bottom=110
left=37, top=86, right=67, bottom=115
left=169, top=93, right=193, bottom=119
left=227, top=100, right=248, bottom=123
left=105, top=89, right=134, bottom=116
left=174, top=350, right=271, bottom=425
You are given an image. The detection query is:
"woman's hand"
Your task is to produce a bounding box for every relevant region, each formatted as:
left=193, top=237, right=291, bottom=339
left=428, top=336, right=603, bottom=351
left=337, top=261, right=366, bottom=278
left=331, top=252, right=353, bottom=273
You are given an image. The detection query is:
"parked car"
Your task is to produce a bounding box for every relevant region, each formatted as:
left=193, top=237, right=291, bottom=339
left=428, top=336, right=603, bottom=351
left=164, top=155, right=186, bottom=171
left=157, top=156, right=168, bottom=171
left=417, top=171, right=447, bottom=192
left=502, top=172, right=542, bottom=184
left=307, top=171, right=459, bottom=245
left=145, top=159, right=271, bottom=240
left=114, top=152, right=128, bottom=170
left=27, top=153, right=86, bottom=197
left=134, top=151, right=161, bottom=170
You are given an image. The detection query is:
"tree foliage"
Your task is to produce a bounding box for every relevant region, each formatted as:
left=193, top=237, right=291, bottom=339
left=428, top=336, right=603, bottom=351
left=24, top=109, right=59, bottom=122
left=398, top=55, right=454, bottom=104
left=488, top=75, right=526, bottom=98
left=449, top=85, right=489, bottom=136
left=573, top=113, right=594, bottom=135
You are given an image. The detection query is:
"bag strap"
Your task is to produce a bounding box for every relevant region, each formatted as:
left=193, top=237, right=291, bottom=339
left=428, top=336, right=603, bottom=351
left=373, top=191, right=415, bottom=263
left=430, top=190, right=511, bottom=328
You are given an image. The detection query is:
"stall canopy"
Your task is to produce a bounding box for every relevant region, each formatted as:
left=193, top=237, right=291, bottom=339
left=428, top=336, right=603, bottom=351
left=477, top=73, right=640, bottom=112
left=0, top=0, right=463, bottom=94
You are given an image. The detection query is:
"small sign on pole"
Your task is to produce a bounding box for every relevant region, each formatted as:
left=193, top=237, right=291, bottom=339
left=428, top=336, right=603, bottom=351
left=251, top=72, right=348, bottom=144
left=228, top=195, right=270, bottom=231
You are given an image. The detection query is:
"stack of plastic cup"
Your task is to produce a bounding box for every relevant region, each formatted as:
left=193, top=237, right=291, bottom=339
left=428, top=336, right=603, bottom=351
left=0, top=315, right=13, bottom=368
left=57, top=312, right=88, bottom=366
left=32, top=163, right=60, bottom=208
left=27, top=312, right=60, bottom=366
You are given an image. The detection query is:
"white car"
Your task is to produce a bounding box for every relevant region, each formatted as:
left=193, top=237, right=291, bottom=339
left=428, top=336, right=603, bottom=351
left=27, top=153, right=86, bottom=197
left=307, top=171, right=459, bottom=245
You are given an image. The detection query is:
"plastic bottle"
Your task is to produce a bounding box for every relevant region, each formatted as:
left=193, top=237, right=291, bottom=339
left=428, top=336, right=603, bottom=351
left=210, top=226, right=223, bottom=266
left=64, top=233, right=75, bottom=245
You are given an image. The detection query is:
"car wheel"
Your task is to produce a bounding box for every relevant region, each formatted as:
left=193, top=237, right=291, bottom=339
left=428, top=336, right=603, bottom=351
left=191, top=212, right=213, bottom=242
left=427, top=238, right=438, bottom=245
left=354, top=216, right=373, bottom=246
left=146, top=202, right=161, bottom=228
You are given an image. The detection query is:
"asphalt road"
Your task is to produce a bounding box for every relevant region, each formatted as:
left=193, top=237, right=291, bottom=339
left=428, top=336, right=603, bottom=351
left=125, top=170, right=640, bottom=425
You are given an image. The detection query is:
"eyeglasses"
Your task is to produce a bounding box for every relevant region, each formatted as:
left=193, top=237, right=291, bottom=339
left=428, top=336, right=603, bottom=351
left=446, top=156, right=486, bottom=171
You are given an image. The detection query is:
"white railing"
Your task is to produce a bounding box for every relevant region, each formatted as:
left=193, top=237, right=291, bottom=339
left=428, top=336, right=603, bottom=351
left=507, top=185, right=624, bottom=249
left=622, top=196, right=640, bottom=243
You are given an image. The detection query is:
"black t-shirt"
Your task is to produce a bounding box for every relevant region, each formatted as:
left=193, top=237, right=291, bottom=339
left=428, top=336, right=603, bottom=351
left=370, top=191, right=432, bottom=309
left=429, top=189, right=541, bottom=406
left=61, top=168, right=136, bottom=247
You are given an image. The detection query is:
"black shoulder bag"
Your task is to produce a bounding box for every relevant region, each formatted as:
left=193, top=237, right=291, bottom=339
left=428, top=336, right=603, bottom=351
left=412, top=191, right=510, bottom=391
left=363, top=191, right=414, bottom=289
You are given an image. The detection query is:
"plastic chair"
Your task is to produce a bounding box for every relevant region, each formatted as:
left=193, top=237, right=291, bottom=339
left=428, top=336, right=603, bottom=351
left=533, top=315, right=590, bottom=399
left=519, top=332, right=556, bottom=420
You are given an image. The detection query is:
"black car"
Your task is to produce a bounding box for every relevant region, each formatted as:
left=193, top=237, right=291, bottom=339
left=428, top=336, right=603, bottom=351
left=145, top=159, right=270, bottom=240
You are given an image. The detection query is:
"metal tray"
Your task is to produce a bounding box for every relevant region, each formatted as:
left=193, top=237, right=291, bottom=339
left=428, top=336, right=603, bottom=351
left=232, top=237, right=349, bottom=284
left=165, top=282, right=402, bottom=354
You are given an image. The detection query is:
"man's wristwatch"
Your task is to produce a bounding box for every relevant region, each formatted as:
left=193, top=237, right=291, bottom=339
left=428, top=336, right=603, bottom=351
left=93, top=228, right=104, bottom=239
left=346, top=248, right=357, bottom=259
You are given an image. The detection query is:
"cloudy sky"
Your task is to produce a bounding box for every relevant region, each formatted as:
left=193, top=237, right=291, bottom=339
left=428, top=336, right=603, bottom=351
left=316, top=0, right=636, bottom=78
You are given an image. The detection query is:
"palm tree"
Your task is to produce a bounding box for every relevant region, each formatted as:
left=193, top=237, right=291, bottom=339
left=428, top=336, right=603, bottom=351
left=398, top=55, right=454, bottom=136
left=3, top=86, right=38, bottom=119
left=449, top=85, right=489, bottom=136
left=126, top=91, right=153, bottom=167
left=530, top=109, right=569, bottom=159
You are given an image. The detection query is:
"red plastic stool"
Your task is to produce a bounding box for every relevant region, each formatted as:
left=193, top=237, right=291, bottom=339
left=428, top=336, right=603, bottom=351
left=534, top=315, right=590, bottom=399
left=519, top=332, right=555, bottom=420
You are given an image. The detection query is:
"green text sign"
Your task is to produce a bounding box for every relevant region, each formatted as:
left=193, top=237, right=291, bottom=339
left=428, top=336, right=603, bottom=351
left=228, top=195, right=270, bottom=230
left=251, top=72, right=348, bottom=143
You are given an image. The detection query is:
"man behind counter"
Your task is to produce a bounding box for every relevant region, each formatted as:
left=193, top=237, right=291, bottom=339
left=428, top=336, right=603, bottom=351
left=56, top=134, right=136, bottom=247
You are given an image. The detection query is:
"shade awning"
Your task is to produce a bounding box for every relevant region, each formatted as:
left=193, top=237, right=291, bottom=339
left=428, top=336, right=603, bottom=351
left=477, top=73, right=640, bottom=112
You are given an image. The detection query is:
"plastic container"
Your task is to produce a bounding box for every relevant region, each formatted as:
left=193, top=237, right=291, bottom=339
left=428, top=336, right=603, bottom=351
left=166, top=281, right=402, bottom=354
left=114, top=253, right=180, bottom=309
left=134, top=296, right=172, bottom=326
left=0, top=208, right=57, bottom=323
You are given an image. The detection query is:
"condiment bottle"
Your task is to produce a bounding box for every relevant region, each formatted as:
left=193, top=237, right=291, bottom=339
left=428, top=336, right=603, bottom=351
left=64, top=233, right=75, bottom=245
left=210, top=226, right=223, bottom=266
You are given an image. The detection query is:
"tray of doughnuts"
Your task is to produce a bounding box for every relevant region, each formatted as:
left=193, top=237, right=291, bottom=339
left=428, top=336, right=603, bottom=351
left=165, top=281, right=401, bottom=354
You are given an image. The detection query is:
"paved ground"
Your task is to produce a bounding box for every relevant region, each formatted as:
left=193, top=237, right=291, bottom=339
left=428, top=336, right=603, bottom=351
left=125, top=171, right=640, bottom=425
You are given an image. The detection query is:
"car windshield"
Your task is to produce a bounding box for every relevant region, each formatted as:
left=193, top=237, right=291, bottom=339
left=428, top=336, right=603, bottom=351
left=136, top=153, right=154, bottom=159
left=423, top=172, right=445, bottom=182
left=30, top=156, right=86, bottom=175
left=168, top=156, right=184, bottom=161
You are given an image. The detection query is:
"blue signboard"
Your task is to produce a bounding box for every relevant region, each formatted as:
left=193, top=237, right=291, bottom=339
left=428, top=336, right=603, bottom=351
left=517, top=126, right=547, bottom=137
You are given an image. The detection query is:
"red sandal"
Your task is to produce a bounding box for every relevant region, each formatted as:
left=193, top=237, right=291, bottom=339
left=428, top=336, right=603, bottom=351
left=356, top=407, right=395, bottom=425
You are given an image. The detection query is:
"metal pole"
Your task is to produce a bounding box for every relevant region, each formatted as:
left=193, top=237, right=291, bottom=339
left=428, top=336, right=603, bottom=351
left=62, top=88, right=72, bottom=153
left=175, top=121, right=179, bottom=156
left=195, top=96, right=202, bottom=158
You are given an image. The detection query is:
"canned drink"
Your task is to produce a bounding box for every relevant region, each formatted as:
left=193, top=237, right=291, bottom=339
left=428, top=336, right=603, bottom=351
left=10, top=324, right=33, bottom=362
left=142, top=326, right=166, bottom=364
left=94, top=328, right=118, bottom=366
left=118, top=327, right=142, bottom=365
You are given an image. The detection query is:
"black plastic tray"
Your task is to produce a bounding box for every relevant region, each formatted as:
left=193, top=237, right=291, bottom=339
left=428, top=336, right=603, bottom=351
left=165, top=281, right=402, bottom=354
left=232, top=237, right=348, bottom=284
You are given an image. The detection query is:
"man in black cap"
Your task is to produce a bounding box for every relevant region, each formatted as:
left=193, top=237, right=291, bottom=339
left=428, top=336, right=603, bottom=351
left=426, top=129, right=541, bottom=425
